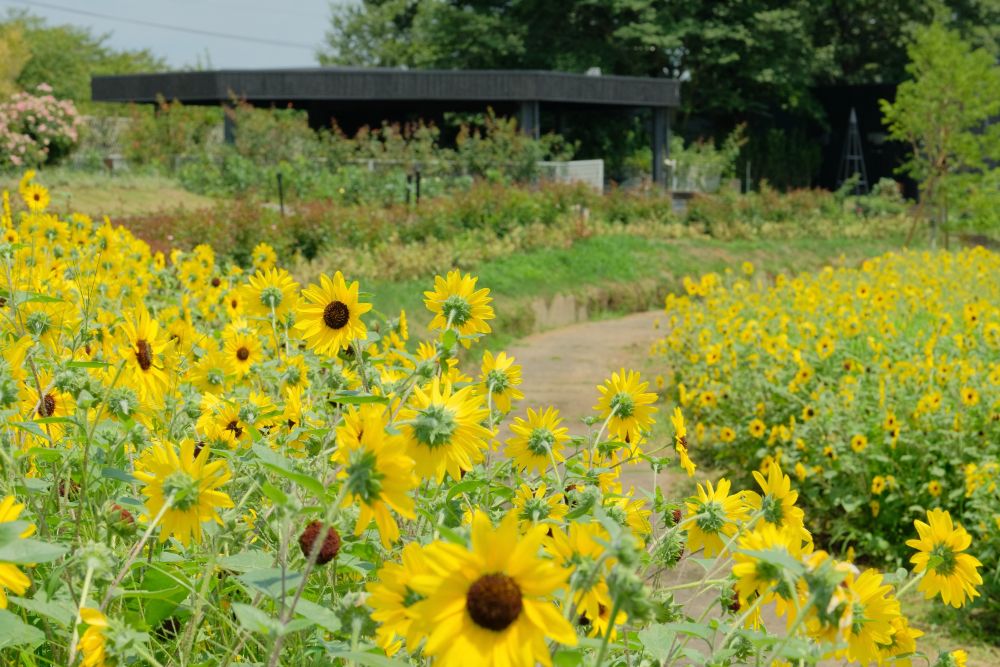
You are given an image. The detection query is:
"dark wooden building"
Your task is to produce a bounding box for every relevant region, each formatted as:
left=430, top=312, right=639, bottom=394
left=91, top=67, right=681, bottom=185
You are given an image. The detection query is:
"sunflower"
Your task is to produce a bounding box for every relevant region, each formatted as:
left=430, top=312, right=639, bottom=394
left=843, top=569, right=900, bottom=664
left=545, top=521, right=627, bottom=639
left=78, top=607, right=110, bottom=667
left=223, top=330, right=261, bottom=378
left=333, top=404, right=417, bottom=548
left=119, top=307, right=170, bottom=403
left=871, top=475, right=887, bottom=495
left=0, top=496, right=35, bottom=608
left=409, top=511, right=576, bottom=667
left=367, top=541, right=433, bottom=656
left=251, top=242, right=277, bottom=271
left=850, top=434, right=868, bottom=453
left=877, top=615, right=923, bottom=667
left=960, top=387, right=979, bottom=407
left=732, top=523, right=805, bottom=606
left=512, top=483, right=567, bottom=531
left=605, top=491, right=653, bottom=538
left=506, top=406, right=569, bottom=474
left=245, top=267, right=299, bottom=319
left=20, top=372, right=76, bottom=445
left=134, top=439, right=234, bottom=546
left=905, top=509, right=982, bottom=608
left=423, top=269, right=495, bottom=344
left=744, top=462, right=808, bottom=542
left=398, top=377, right=491, bottom=482
left=294, top=271, right=371, bottom=356
left=670, top=407, right=696, bottom=477
left=18, top=295, right=77, bottom=351
left=279, top=353, right=310, bottom=390
left=188, top=346, right=235, bottom=395
left=21, top=182, right=50, bottom=213
left=479, top=350, right=524, bottom=413
left=749, top=418, right=766, bottom=438
left=684, top=478, right=750, bottom=557
left=594, top=369, right=657, bottom=442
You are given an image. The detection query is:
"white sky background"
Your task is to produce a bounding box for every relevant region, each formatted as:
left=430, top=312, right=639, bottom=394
left=0, top=0, right=347, bottom=68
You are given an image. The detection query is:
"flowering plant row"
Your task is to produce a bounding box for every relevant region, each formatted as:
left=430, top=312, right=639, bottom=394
left=0, top=175, right=980, bottom=666
left=0, top=84, right=82, bottom=169
left=654, top=250, right=1000, bottom=622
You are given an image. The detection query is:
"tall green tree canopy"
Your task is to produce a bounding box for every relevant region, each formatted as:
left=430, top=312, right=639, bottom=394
left=0, top=10, right=166, bottom=103
left=319, top=0, right=999, bottom=123
left=880, top=23, right=1000, bottom=234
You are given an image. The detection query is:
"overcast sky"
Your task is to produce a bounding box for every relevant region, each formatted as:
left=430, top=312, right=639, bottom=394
left=0, top=0, right=345, bottom=69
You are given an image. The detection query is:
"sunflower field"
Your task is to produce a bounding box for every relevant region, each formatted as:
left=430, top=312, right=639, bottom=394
left=655, top=250, right=999, bottom=622
left=0, top=173, right=983, bottom=667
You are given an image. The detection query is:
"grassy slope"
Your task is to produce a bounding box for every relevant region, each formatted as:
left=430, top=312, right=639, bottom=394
left=2, top=170, right=215, bottom=218
left=372, top=234, right=909, bottom=346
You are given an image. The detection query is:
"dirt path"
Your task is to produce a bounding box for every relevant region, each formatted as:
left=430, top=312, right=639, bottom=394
left=506, top=309, right=664, bottom=425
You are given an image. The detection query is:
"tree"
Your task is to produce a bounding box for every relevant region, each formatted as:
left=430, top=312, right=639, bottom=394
left=318, top=1, right=998, bottom=122
left=880, top=23, right=1000, bottom=242
left=1, top=10, right=166, bottom=104
left=0, top=23, right=30, bottom=99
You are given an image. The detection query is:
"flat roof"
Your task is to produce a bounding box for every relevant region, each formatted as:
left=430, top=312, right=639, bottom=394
left=91, top=68, right=680, bottom=108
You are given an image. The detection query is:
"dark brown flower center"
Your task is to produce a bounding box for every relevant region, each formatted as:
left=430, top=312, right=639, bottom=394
left=466, top=573, right=522, bottom=631
left=211, top=277, right=221, bottom=288
left=136, top=339, right=153, bottom=371
left=226, top=420, right=243, bottom=438
left=38, top=393, right=56, bottom=417
left=323, top=301, right=350, bottom=330
left=236, top=346, right=250, bottom=361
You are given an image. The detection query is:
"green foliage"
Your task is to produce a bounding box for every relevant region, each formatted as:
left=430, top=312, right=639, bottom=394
left=126, top=101, right=574, bottom=201
left=667, top=125, right=746, bottom=192
left=740, top=127, right=823, bottom=191
left=319, top=1, right=999, bottom=123
left=0, top=23, right=29, bottom=99
left=880, top=23, right=1000, bottom=234
left=1, top=10, right=166, bottom=103
left=120, top=99, right=222, bottom=170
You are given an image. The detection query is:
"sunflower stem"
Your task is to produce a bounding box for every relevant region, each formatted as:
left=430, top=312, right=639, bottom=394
left=592, top=591, right=623, bottom=667
left=266, top=483, right=348, bottom=667
left=100, top=494, right=173, bottom=611
left=895, top=570, right=925, bottom=598
left=66, top=564, right=95, bottom=666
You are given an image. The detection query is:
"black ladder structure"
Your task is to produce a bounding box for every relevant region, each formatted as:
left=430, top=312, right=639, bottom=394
left=837, top=107, right=869, bottom=195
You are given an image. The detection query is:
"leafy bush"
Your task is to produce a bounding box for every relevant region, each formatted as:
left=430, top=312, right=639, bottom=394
left=0, top=83, right=82, bottom=169
left=118, top=181, right=912, bottom=280
left=125, top=101, right=575, bottom=203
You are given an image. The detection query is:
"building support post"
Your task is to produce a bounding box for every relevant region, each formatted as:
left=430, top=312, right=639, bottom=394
left=652, top=106, right=670, bottom=187
left=519, top=100, right=540, bottom=140
left=223, top=103, right=236, bottom=144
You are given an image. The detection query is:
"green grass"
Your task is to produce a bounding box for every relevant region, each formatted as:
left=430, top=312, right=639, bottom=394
left=372, top=233, right=911, bottom=345
left=3, top=168, right=215, bottom=218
